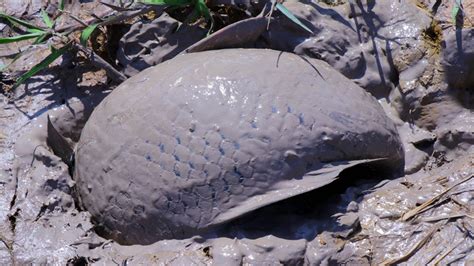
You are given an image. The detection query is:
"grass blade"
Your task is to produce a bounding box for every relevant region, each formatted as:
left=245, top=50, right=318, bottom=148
left=195, top=0, right=214, bottom=33
left=276, top=3, right=313, bottom=34
left=13, top=43, right=71, bottom=88
left=26, top=28, right=46, bottom=34
left=33, top=33, right=51, bottom=44
left=0, top=12, right=45, bottom=31
left=80, top=23, right=99, bottom=46
left=59, top=0, right=65, bottom=11
left=452, top=0, right=462, bottom=24
left=196, top=0, right=211, bottom=20
left=0, top=32, right=45, bottom=44
left=40, top=9, right=54, bottom=28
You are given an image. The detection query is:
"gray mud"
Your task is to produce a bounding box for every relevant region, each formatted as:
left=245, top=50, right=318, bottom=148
left=1, top=0, right=473, bottom=265
left=75, top=49, right=403, bottom=245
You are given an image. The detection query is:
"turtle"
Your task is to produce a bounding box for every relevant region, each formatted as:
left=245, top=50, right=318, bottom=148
left=71, top=49, right=404, bottom=245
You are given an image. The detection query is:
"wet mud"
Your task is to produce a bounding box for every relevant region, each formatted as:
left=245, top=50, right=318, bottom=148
left=75, top=49, right=403, bottom=245
left=0, top=0, right=473, bottom=264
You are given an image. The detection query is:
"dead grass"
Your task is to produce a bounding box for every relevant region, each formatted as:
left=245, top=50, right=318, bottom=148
left=421, top=20, right=443, bottom=55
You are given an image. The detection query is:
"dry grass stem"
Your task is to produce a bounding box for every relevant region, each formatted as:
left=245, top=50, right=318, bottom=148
left=380, top=223, right=441, bottom=266
left=401, top=174, right=474, bottom=221
left=431, top=238, right=465, bottom=266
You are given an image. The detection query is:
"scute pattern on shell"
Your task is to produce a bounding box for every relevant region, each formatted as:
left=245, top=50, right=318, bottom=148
left=75, top=49, right=403, bottom=244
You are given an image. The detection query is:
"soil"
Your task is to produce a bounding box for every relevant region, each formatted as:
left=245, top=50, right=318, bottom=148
left=0, top=0, right=473, bottom=265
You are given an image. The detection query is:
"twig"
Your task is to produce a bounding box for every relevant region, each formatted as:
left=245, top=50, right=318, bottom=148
left=185, top=16, right=268, bottom=53
left=444, top=253, right=469, bottom=264
left=431, top=237, right=464, bottom=266
left=99, top=1, right=135, bottom=12
left=56, top=5, right=160, bottom=35
left=425, top=249, right=443, bottom=265
left=266, top=0, right=277, bottom=30
left=60, top=10, right=89, bottom=27
left=380, top=223, right=441, bottom=266
left=450, top=195, right=470, bottom=211
left=401, top=174, right=474, bottom=221
left=73, top=43, right=127, bottom=83
left=421, top=213, right=472, bottom=223
left=55, top=10, right=111, bottom=33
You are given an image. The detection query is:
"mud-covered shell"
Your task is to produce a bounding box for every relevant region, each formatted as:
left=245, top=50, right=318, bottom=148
left=75, top=49, right=403, bottom=244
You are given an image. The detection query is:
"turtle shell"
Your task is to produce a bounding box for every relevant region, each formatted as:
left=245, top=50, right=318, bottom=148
left=75, top=49, right=403, bottom=244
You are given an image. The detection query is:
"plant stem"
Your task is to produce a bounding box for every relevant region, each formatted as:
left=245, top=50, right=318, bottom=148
left=73, top=43, right=127, bottom=83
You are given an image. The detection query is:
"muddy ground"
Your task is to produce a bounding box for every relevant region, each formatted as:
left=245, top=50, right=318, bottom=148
left=0, top=0, right=473, bottom=265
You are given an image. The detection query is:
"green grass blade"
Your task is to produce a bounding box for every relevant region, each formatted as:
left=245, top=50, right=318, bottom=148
left=452, top=0, right=462, bottom=24
left=0, top=32, right=45, bottom=44
left=80, top=23, right=99, bottom=46
left=276, top=3, right=313, bottom=34
left=0, top=12, right=45, bottom=31
left=13, top=43, right=71, bottom=88
left=33, top=33, right=51, bottom=44
left=26, top=28, right=46, bottom=34
left=195, top=0, right=214, bottom=33
left=195, top=0, right=210, bottom=20
left=140, top=0, right=192, bottom=6
left=40, top=9, right=54, bottom=28
left=59, top=0, right=65, bottom=11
